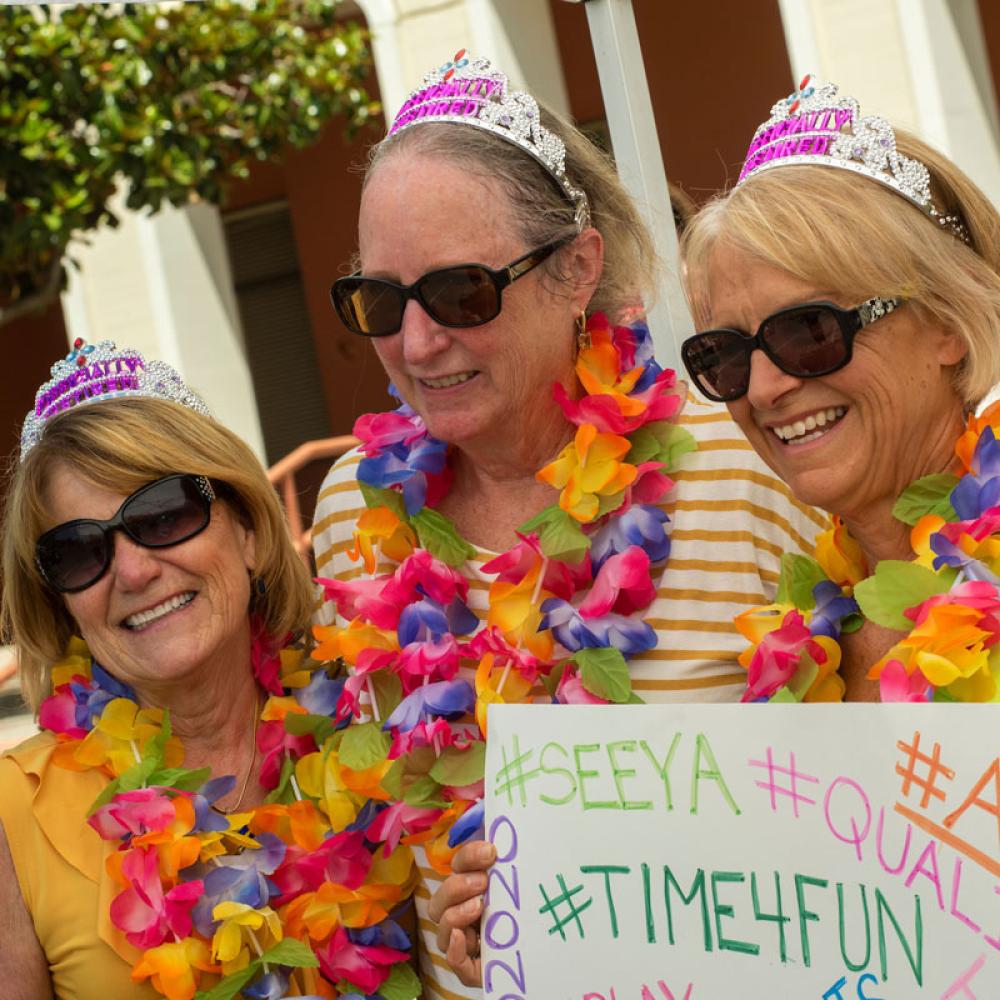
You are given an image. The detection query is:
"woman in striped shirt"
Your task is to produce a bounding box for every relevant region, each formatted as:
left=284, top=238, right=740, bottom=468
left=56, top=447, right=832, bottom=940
left=314, top=54, right=823, bottom=999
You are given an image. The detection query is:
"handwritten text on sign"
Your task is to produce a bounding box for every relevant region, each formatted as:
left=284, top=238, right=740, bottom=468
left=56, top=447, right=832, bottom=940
left=482, top=704, right=998, bottom=999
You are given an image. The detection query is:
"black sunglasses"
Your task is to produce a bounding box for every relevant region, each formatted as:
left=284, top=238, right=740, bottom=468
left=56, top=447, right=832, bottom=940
left=330, top=240, right=566, bottom=337
left=36, top=474, right=216, bottom=594
left=681, top=297, right=903, bottom=402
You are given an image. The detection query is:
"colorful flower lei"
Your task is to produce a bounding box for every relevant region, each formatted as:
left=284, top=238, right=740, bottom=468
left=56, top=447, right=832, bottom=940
left=736, top=403, right=1000, bottom=704
left=313, top=312, right=692, bottom=865
left=40, top=631, right=422, bottom=1000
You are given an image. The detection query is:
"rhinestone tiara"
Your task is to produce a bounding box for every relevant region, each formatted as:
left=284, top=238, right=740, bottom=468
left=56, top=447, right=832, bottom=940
left=737, top=76, right=971, bottom=245
left=386, top=49, right=591, bottom=230
left=20, top=338, right=212, bottom=461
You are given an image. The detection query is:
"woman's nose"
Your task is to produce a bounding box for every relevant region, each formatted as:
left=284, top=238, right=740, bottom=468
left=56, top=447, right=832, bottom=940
left=745, top=349, right=804, bottom=410
left=109, top=532, right=162, bottom=591
left=400, top=299, right=451, bottom=366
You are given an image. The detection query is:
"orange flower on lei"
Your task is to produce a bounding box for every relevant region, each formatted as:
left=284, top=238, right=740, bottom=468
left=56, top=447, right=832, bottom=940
left=537, top=423, right=637, bottom=522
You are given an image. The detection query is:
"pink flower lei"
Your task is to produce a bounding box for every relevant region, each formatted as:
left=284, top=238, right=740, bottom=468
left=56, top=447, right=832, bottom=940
left=736, top=404, right=1000, bottom=705
left=39, top=630, right=422, bottom=1000
left=314, top=312, right=692, bottom=864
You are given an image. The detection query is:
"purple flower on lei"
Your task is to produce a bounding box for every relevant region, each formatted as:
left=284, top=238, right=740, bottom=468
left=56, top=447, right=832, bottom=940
left=39, top=661, right=137, bottom=737
left=190, top=832, right=285, bottom=937
left=355, top=401, right=448, bottom=516
left=188, top=776, right=238, bottom=833
left=808, top=580, right=860, bottom=639
left=397, top=594, right=478, bottom=645
left=242, top=970, right=323, bottom=1000
left=382, top=680, right=475, bottom=733
left=951, top=426, right=1000, bottom=519
left=447, top=798, right=485, bottom=847
left=589, top=503, right=670, bottom=571
left=539, top=598, right=657, bottom=656
left=294, top=668, right=347, bottom=716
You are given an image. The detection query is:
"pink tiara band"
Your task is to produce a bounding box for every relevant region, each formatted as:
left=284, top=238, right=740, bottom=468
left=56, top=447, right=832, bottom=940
left=387, top=49, right=590, bottom=230
left=737, top=76, right=970, bottom=245
left=20, top=339, right=211, bottom=461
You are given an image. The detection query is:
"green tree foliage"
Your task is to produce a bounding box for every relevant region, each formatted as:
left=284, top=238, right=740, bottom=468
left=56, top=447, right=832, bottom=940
left=0, top=1, right=379, bottom=324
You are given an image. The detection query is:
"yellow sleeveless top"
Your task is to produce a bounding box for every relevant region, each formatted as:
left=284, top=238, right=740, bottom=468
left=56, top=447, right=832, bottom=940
left=0, top=731, right=160, bottom=998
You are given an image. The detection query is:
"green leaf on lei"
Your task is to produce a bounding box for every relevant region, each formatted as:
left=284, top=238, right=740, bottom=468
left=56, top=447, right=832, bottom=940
left=517, top=505, right=590, bottom=563
left=359, top=482, right=408, bottom=520
left=840, top=612, right=865, bottom=635
left=260, top=937, right=320, bottom=968
left=377, top=962, right=423, bottom=1000
left=149, top=766, right=212, bottom=791
left=595, top=489, right=626, bottom=517
left=370, top=670, right=403, bottom=719
left=265, top=753, right=297, bottom=805
left=339, top=721, right=391, bottom=771
left=774, top=553, right=828, bottom=610
left=627, top=421, right=697, bottom=467
left=194, top=963, right=258, bottom=1000
left=87, top=777, right=122, bottom=814
left=380, top=756, right=406, bottom=800
left=116, top=754, right=162, bottom=794
left=785, top=653, right=819, bottom=701
left=402, top=775, right=448, bottom=809
left=854, top=560, right=954, bottom=630
left=381, top=746, right=437, bottom=800
left=429, top=741, right=486, bottom=787
left=540, top=660, right=568, bottom=698
left=770, top=686, right=799, bottom=703
left=891, top=473, right=960, bottom=526
left=283, top=712, right=335, bottom=745
left=573, top=647, right=633, bottom=703
left=410, top=508, right=476, bottom=567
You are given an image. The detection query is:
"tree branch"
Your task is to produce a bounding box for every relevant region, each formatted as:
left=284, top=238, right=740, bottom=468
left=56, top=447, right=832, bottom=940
left=0, top=257, right=63, bottom=330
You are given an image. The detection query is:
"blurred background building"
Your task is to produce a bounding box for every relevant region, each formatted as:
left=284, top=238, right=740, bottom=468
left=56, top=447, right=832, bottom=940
left=8, top=0, right=1000, bottom=468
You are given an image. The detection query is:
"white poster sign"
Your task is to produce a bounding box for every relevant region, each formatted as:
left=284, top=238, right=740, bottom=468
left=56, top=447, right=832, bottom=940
left=483, top=704, right=998, bottom=999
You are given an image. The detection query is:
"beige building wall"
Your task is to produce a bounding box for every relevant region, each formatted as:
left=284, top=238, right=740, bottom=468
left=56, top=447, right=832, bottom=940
left=777, top=0, right=1000, bottom=203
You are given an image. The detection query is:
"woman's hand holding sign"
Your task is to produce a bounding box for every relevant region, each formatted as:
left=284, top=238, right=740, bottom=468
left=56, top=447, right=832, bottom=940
left=429, top=840, right=497, bottom=987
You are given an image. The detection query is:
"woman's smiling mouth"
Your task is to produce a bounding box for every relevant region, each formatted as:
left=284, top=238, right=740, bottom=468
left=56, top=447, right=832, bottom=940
left=122, top=591, right=196, bottom=630
left=770, top=406, right=847, bottom=445
left=420, top=371, right=479, bottom=389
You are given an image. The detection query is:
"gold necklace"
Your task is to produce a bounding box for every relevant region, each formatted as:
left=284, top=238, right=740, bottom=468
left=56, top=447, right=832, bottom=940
left=218, top=691, right=259, bottom=814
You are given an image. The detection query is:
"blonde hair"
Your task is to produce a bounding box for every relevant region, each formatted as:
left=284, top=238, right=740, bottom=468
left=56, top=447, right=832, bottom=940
left=1, top=398, right=316, bottom=711
left=682, top=129, right=1000, bottom=405
left=367, top=105, right=660, bottom=321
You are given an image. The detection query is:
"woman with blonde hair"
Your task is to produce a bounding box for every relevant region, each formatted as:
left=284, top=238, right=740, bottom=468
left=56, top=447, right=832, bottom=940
left=679, top=76, right=1000, bottom=705
left=0, top=344, right=418, bottom=999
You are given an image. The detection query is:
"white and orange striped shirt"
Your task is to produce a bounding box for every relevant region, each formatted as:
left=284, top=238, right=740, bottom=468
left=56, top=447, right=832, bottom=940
left=311, top=398, right=826, bottom=999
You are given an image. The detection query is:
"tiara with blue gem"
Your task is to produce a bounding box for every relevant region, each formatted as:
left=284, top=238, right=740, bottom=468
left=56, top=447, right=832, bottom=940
left=20, top=339, right=212, bottom=461
left=386, top=49, right=591, bottom=230
left=738, top=76, right=970, bottom=245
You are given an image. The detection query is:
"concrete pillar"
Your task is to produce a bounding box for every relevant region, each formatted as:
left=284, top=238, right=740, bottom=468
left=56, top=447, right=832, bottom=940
left=60, top=194, right=266, bottom=460
left=359, top=0, right=569, bottom=117
left=776, top=0, right=1000, bottom=203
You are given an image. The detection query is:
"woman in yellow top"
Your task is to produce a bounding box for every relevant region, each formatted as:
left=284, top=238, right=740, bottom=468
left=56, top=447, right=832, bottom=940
left=0, top=344, right=417, bottom=998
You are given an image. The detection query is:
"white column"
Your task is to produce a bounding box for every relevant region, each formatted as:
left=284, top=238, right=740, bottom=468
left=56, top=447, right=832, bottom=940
left=776, top=0, right=1000, bottom=203
left=60, top=192, right=266, bottom=460
left=578, top=0, right=689, bottom=371
left=360, top=0, right=570, bottom=115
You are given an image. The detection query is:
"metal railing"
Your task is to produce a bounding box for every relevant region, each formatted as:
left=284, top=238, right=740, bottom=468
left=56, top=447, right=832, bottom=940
left=267, top=435, right=359, bottom=565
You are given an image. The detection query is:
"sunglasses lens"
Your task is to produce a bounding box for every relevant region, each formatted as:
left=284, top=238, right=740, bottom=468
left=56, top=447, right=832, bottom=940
left=332, top=278, right=406, bottom=336
left=683, top=331, right=752, bottom=401
left=37, top=522, right=109, bottom=593
left=762, top=306, right=848, bottom=375
left=420, top=266, right=500, bottom=326
left=36, top=477, right=212, bottom=593
left=124, top=477, right=211, bottom=548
